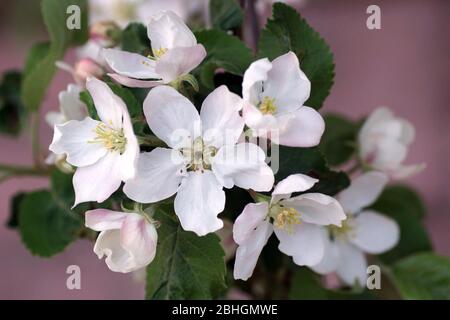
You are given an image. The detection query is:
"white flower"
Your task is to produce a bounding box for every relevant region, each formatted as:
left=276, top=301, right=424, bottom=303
left=242, top=51, right=325, bottom=147
left=233, top=174, right=346, bottom=281
left=359, top=107, right=425, bottom=179
left=124, top=85, right=274, bottom=236
left=85, top=209, right=158, bottom=273
left=103, top=10, right=206, bottom=88
left=45, top=84, right=87, bottom=167
left=49, top=78, right=139, bottom=207
left=311, top=171, right=400, bottom=286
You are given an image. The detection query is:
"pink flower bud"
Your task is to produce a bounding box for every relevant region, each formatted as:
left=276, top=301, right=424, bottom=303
left=73, top=58, right=104, bottom=84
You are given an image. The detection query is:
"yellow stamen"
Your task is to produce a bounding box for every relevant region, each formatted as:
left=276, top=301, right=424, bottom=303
left=259, top=96, right=277, bottom=114
left=271, top=206, right=301, bottom=233
left=90, top=123, right=127, bottom=154
left=180, top=137, right=217, bottom=172
left=153, top=47, right=168, bottom=59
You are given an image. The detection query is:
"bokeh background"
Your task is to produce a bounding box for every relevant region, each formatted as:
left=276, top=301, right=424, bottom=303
left=0, top=0, right=448, bottom=299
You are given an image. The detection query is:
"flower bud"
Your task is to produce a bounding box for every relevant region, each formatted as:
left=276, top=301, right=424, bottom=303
left=90, top=21, right=121, bottom=47
left=73, top=58, right=104, bottom=84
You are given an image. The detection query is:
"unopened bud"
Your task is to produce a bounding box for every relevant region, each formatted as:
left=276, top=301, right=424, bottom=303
left=90, top=21, right=121, bottom=47
left=74, top=58, right=104, bottom=84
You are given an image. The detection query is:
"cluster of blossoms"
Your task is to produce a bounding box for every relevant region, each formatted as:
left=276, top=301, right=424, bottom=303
left=47, top=10, right=421, bottom=286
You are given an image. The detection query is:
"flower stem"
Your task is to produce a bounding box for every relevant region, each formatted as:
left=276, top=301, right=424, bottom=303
left=31, top=111, right=43, bottom=168
left=0, top=163, right=50, bottom=182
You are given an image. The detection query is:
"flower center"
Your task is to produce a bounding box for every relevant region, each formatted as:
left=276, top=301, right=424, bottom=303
left=153, top=47, right=168, bottom=59
left=270, top=204, right=301, bottom=233
left=91, top=123, right=127, bottom=154
left=180, top=137, right=217, bottom=172
left=259, top=96, right=277, bottom=114
left=328, top=215, right=356, bottom=240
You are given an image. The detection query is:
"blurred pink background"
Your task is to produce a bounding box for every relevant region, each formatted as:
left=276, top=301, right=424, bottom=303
left=0, top=0, right=449, bottom=299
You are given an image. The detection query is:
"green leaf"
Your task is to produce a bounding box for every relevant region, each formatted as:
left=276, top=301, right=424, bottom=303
left=18, top=190, right=83, bottom=257
left=121, top=22, right=150, bottom=55
left=289, top=268, right=375, bottom=300
left=146, top=206, right=227, bottom=299
left=79, top=90, right=98, bottom=120
left=392, top=253, right=450, bottom=299
left=195, top=29, right=253, bottom=77
left=23, top=42, right=50, bottom=76
left=0, top=71, right=26, bottom=136
left=6, top=192, right=26, bottom=229
left=21, top=0, right=88, bottom=111
left=319, top=114, right=357, bottom=166
left=371, top=185, right=431, bottom=264
left=210, top=0, right=243, bottom=31
left=275, top=146, right=350, bottom=196
left=105, top=80, right=142, bottom=118
left=259, top=3, right=335, bottom=109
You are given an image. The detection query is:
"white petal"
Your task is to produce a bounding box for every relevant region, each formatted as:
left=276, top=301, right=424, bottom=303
left=276, top=106, right=325, bottom=147
left=281, top=193, right=346, bottom=226
left=103, top=48, right=160, bottom=79
left=108, top=73, right=163, bottom=88
left=242, top=58, right=271, bottom=106
left=118, top=104, right=139, bottom=181
left=85, top=209, right=128, bottom=231
left=86, top=77, right=124, bottom=128
left=124, top=148, right=185, bottom=203
left=45, top=111, right=65, bottom=127
left=310, top=236, right=340, bottom=275
left=147, top=10, right=197, bottom=51
left=271, top=174, right=318, bottom=202
left=337, top=171, right=388, bottom=213
left=242, top=101, right=278, bottom=134
left=391, top=163, right=426, bottom=179
left=73, top=152, right=122, bottom=206
left=59, top=84, right=86, bottom=121
left=94, top=230, right=132, bottom=273
left=233, top=202, right=269, bottom=245
left=335, top=241, right=367, bottom=287
left=212, top=143, right=274, bottom=191
left=144, top=85, right=201, bottom=148
left=201, top=85, right=245, bottom=148
left=274, top=222, right=327, bottom=266
left=263, top=52, right=310, bottom=113
left=174, top=171, right=225, bottom=236
left=155, top=45, right=206, bottom=83
left=233, top=220, right=273, bottom=281
left=120, top=213, right=158, bottom=269
left=49, top=118, right=107, bottom=167
left=350, top=210, right=400, bottom=254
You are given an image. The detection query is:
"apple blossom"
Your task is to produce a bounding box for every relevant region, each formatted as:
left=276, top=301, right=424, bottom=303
left=311, top=171, right=400, bottom=286
left=49, top=77, right=139, bottom=207
left=103, top=10, right=206, bottom=88
left=358, top=107, right=425, bottom=179
left=233, top=174, right=346, bottom=281
left=124, top=85, right=274, bottom=236
left=242, top=52, right=325, bottom=147
left=85, top=208, right=158, bottom=273
left=45, top=84, right=87, bottom=169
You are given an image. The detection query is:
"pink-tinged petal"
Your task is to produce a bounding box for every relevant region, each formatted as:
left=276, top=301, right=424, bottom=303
left=174, top=171, right=225, bottom=236
left=271, top=174, right=318, bottom=203
left=274, top=222, right=327, bottom=266
left=85, top=209, right=128, bottom=231
left=391, top=163, right=426, bottom=179
left=233, top=202, right=269, bottom=245
left=234, top=220, right=273, bottom=281
left=49, top=118, right=107, bottom=167
left=94, top=230, right=130, bottom=273
left=335, top=241, right=367, bottom=287
left=147, top=10, right=197, bottom=51
left=263, top=52, right=311, bottom=113
left=155, top=45, right=206, bottom=83
left=103, top=48, right=160, bottom=79
left=73, top=152, right=122, bottom=207
left=281, top=193, right=346, bottom=226
left=124, top=148, right=185, bottom=204
left=310, top=236, right=340, bottom=275
left=212, top=143, right=274, bottom=192
left=120, top=213, right=158, bottom=269
left=242, top=58, right=272, bottom=106
left=276, top=106, right=325, bottom=147
left=350, top=210, right=400, bottom=254
left=86, top=77, right=124, bottom=128
left=107, top=73, right=163, bottom=88
left=337, top=171, right=388, bottom=214
left=201, top=85, right=245, bottom=148
left=59, top=84, right=86, bottom=121
left=144, top=85, right=201, bottom=148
